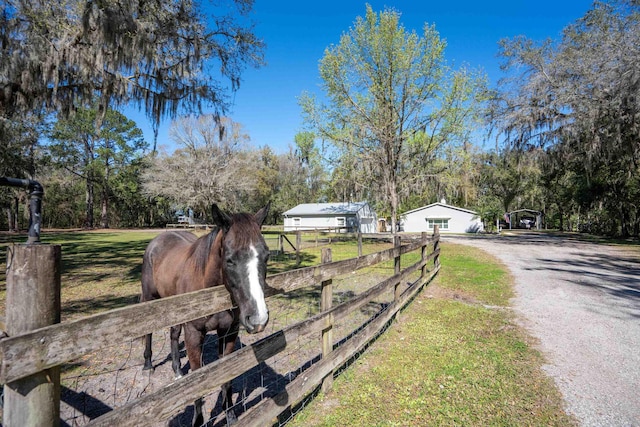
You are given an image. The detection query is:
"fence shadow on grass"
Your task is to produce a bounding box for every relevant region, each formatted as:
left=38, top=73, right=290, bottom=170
left=63, top=294, right=140, bottom=320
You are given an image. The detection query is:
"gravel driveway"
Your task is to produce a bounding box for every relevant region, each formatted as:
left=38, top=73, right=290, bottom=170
left=443, top=232, right=640, bottom=427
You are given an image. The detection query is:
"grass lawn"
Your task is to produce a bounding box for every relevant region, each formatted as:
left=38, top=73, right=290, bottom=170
left=0, top=229, right=391, bottom=321
left=0, top=231, right=574, bottom=426
left=0, top=230, right=164, bottom=321
left=286, top=242, right=576, bottom=427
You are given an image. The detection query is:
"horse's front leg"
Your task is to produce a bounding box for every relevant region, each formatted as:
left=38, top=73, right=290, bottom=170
left=170, top=324, right=183, bottom=379
left=184, top=322, right=206, bottom=427
left=142, top=333, right=154, bottom=371
left=218, top=322, right=240, bottom=425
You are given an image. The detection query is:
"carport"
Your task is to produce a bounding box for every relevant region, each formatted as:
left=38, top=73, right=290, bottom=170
left=506, top=209, right=542, bottom=230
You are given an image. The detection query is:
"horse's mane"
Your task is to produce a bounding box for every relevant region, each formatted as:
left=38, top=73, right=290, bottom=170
left=189, top=227, right=221, bottom=275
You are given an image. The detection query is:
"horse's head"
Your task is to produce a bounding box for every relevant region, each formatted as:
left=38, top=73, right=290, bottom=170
left=212, top=203, right=271, bottom=334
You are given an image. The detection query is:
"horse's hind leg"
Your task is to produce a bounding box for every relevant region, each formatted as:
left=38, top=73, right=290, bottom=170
left=170, top=324, right=183, bottom=379
left=184, top=322, right=206, bottom=426
left=192, top=397, right=204, bottom=427
left=218, top=325, right=240, bottom=425
left=140, top=266, right=156, bottom=372
left=143, top=333, right=153, bottom=371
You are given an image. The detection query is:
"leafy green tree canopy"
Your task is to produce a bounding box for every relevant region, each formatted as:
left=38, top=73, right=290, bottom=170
left=49, top=107, right=147, bottom=228
left=300, top=5, right=488, bottom=231
left=494, top=0, right=640, bottom=236
left=1, top=0, right=264, bottom=144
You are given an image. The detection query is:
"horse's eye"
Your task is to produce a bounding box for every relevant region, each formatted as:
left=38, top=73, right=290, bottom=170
left=225, top=258, right=235, bottom=266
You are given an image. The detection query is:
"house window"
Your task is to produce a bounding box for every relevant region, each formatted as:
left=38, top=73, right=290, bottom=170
left=427, top=218, right=449, bottom=230
left=293, top=217, right=301, bottom=228
left=336, top=217, right=346, bottom=229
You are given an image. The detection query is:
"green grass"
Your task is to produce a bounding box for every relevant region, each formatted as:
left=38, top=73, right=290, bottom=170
left=0, top=229, right=315, bottom=321
left=286, top=242, right=575, bottom=427
left=0, top=230, right=160, bottom=321
left=0, top=232, right=574, bottom=425
left=0, top=230, right=393, bottom=321
left=437, top=243, right=513, bottom=306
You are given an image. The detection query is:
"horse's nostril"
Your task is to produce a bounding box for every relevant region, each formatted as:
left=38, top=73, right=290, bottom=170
left=243, top=313, right=268, bottom=334
left=243, top=316, right=253, bottom=331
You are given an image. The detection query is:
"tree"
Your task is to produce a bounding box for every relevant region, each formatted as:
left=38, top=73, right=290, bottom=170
left=253, top=146, right=280, bottom=222
left=49, top=107, right=147, bottom=228
left=478, top=148, right=542, bottom=214
left=0, top=115, right=41, bottom=230
left=293, top=132, right=326, bottom=201
left=142, top=116, right=258, bottom=217
left=1, top=0, right=264, bottom=149
left=493, top=0, right=640, bottom=236
left=300, top=5, right=488, bottom=231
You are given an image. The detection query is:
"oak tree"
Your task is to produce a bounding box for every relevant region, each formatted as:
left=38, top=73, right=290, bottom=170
left=300, top=5, right=488, bottom=231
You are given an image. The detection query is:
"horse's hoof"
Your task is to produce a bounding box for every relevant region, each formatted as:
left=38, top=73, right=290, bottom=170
left=192, top=413, right=204, bottom=427
left=226, top=410, right=238, bottom=425
left=174, top=373, right=183, bottom=380
left=142, top=365, right=154, bottom=373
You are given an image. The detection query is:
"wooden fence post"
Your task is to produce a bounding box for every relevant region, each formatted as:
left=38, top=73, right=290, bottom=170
left=393, top=235, right=402, bottom=302
left=357, top=231, right=363, bottom=257
left=278, top=234, right=284, bottom=255
left=4, top=244, right=61, bottom=427
left=433, top=225, right=440, bottom=268
left=296, top=231, right=302, bottom=265
left=320, top=247, right=333, bottom=393
left=420, top=232, right=427, bottom=279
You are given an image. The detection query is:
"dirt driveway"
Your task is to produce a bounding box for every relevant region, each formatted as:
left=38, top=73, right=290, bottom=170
left=444, top=232, right=640, bottom=427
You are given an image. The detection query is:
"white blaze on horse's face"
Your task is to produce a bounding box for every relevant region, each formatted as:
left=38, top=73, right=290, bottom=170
left=246, top=245, right=269, bottom=327
left=224, top=238, right=270, bottom=334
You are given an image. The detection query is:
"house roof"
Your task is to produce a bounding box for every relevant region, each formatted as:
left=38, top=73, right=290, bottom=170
left=401, top=202, right=478, bottom=217
left=283, top=202, right=369, bottom=216
left=508, top=209, right=541, bottom=215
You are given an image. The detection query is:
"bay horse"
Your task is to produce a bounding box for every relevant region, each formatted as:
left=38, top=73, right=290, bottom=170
left=140, top=203, right=270, bottom=426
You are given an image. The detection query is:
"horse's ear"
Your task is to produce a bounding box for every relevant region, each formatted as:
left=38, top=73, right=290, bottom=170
left=211, top=204, right=231, bottom=230
left=254, top=201, right=270, bottom=226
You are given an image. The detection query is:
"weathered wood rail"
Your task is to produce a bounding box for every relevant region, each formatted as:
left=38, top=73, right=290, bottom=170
left=0, top=229, right=440, bottom=426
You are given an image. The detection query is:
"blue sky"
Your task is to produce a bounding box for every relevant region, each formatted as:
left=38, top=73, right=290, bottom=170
left=133, top=1, right=593, bottom=154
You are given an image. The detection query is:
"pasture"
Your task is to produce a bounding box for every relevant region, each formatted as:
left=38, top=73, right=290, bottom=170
left=287, top=243, right=575, bottom=426
left=0, top=229, right=572, bottom=426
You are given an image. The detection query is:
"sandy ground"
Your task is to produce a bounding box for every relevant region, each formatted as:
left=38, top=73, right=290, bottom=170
left=444, top=232, right=640, bottom=427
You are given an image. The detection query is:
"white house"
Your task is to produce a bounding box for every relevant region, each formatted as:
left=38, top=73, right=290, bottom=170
left=400, top=201, right=483, bottom=233
left=283, top=202, right=378, bottom=233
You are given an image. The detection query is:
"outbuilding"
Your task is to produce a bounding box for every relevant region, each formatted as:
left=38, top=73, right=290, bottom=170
left=505, top=209, right=542, bottom=230
left=283, top=202, right=377, bottom=233
left=400, top=201, right=483, bottom=234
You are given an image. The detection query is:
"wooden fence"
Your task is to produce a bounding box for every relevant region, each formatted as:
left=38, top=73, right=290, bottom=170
left=263, top=229, right=388, bottom=265
left=0, top=229, right=440, bottom=426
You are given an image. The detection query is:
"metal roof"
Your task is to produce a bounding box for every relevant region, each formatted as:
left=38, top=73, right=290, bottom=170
left=283, top=202, right=369, bottom=216
left=401, top=202, right=478, bottom=217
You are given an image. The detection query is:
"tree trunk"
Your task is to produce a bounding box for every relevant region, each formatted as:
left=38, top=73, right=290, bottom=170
left=101, top=158, right=111, bottom=228
left=85, top=173, right=94, bottom=229
left=386, top=168, right=399, bottom=234
left=101, top=190, right=109, bottom=228
left=5, top=206, right=13, bottom=231
left=12, top=196, right=19, bottom=231
left=619, top=205, right=629, bottom=238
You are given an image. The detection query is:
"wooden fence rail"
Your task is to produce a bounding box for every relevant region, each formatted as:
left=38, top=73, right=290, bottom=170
left=1, top=230, right=440, bottom=426
left=0, top=234, right=431, bottom=384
